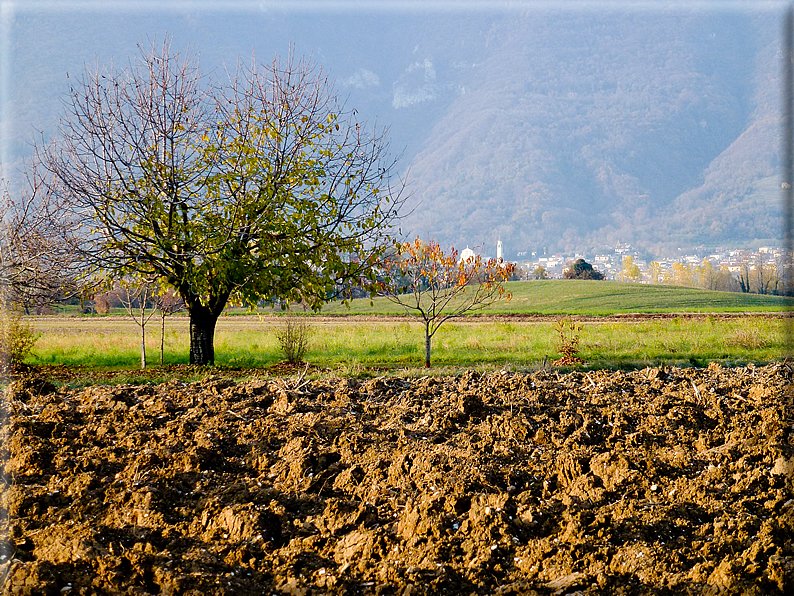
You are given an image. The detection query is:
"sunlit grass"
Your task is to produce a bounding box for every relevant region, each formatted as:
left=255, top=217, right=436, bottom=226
left=317, top=280, right=788, bottom=316
left=25, top=314, right=784, bottom=374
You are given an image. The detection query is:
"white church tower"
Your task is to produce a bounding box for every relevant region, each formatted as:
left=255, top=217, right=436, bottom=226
left=497, top=238, right=503, bottom=261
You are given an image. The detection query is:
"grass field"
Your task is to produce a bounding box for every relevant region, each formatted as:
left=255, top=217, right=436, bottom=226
left=24, top=313, right=784, bottom=379
left=19, top=281, right=789, bottom=381
left=318, top=280, right=789, bottom=316
left=47, top=280, right=788, bottom=319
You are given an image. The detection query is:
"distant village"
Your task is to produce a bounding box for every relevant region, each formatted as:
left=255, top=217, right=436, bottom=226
left=497, top=243, right=788, bottom=294
left=518, top=244, right=780, bottom=277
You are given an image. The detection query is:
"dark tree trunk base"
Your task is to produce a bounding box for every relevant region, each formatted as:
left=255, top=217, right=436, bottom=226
left=189, top=306, right=219, bottom=365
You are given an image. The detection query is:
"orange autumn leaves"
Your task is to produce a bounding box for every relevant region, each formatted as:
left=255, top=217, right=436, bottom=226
left=380, top=238, right=514, bottom=367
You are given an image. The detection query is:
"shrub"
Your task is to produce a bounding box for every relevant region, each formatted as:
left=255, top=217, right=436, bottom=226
left=1, top=310, right=38, bottom=367
left=728, top=328, right=766, bottom=350
left=93, top=293, right=112, bottom=315
left=275, top=316, right=311, bottom=364
left=553, top=317, right=585, bottom=365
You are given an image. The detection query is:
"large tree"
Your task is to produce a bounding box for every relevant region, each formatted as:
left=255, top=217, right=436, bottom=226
left=40, top=40, right=402, bottom=364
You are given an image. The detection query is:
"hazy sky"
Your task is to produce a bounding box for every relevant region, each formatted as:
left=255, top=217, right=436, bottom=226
left=1, top=0, right=788, bottom=254
left=1, top=0, right=784, bottom=174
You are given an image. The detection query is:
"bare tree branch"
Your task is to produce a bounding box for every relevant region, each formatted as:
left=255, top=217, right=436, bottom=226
left=0, top=167, right=86, bottom=311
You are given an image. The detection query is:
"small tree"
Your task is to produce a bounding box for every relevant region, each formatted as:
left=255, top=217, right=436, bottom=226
left=617, top=255, right=641, bottom=283
left=380, top=238, right=514, bottom=367
left=646, top=261, right=663, bottom=284
left=695, top=258, right=713, bottom=290
left=671, top=262, right=694, bottom=287
left=117, top=278, right=158, bottom=369
left=553, top=317, right=584, bottom=365
left=752, top=261, right=780, bottom=295
left=533, top=265, right=548, bottom=280
left=92, top=291, right=115, bottom=315
left=563, top=259, right=605, bottom=280
left=154, top=288, right=185, bottom=365
left=0, top=169, right=84, bottom=311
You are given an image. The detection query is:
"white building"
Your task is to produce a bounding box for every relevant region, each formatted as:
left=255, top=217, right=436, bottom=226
left=459, top=246, right=476, bottom=263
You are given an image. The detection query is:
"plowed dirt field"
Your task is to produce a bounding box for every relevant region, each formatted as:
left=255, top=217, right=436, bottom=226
left=2, top=363, right=793, bottom=595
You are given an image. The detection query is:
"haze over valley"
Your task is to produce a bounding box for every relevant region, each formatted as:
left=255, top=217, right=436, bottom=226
left=1, top=1, right=786, bottom=259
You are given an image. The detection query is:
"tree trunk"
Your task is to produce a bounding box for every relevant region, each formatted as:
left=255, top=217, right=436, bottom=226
left=140, top=325, right=146, bottom=369
left=160, top=312, right=166, bottom=365
left=189, top=305, right=219, bottom=365
left=140, top=305, right=147, bottom=370
left=425, top=323, right=432, bottom=368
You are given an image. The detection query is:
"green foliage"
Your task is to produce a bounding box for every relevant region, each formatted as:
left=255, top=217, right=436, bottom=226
left=563, top=259, right=605, bottom=280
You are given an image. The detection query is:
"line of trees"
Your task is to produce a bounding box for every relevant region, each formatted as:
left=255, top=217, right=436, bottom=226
left=622, top=255, right=791, bottom=295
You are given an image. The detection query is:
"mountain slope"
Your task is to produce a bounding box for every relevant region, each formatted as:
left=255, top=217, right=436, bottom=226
left=2, top=5, right=784, bottom=257
left=399, top=10, right=777, bottom=256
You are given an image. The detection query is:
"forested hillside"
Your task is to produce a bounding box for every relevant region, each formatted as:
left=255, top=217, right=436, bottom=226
left=2, top=5, right=784, bottom=256
left=398, top=10, right=781, bottom=256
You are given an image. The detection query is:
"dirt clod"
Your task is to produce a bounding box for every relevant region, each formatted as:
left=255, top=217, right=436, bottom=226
left=1, top=364, right=794, bottom=594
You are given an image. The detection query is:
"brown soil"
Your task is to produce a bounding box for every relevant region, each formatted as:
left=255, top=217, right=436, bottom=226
left=5, top=363, right=329, bottom=387
left=1, top=363, right=793, bottom=595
